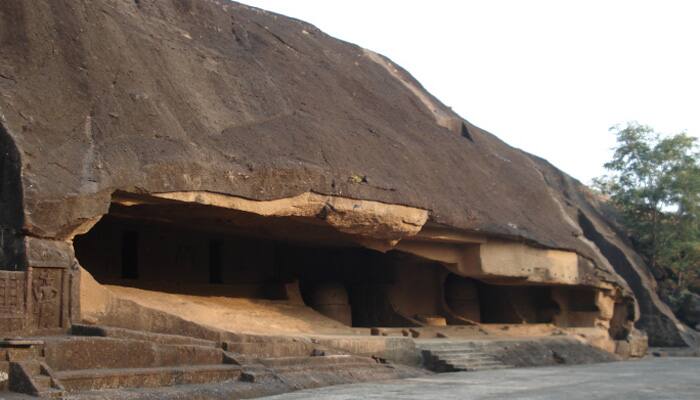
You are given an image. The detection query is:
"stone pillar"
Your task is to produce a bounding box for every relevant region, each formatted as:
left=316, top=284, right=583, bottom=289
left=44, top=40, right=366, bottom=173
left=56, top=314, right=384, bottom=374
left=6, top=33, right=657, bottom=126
left=308, top=282, right=352, bottom=326
left=444, top=276, right=481, bottom=322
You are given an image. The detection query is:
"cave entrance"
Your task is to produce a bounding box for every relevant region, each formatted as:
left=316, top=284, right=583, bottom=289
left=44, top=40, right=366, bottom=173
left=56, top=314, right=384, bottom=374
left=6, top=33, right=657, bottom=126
left=443, top=274, right=602, bottom=328
left=475, top=281, right=560, bottom=324
left=74, top=194, right=606, bottom=332
left=73, top=195, right=450, bottom=329
left=443, top=274, right=560, bottom=324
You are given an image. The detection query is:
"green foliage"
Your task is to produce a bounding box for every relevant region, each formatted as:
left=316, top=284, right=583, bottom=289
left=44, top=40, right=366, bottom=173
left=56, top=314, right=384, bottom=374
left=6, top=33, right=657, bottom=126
left=594, top=122, right=700, bottom=290
left=348, top=174, right=368, bottom=184
left=664, top=289, right=696, bottom=315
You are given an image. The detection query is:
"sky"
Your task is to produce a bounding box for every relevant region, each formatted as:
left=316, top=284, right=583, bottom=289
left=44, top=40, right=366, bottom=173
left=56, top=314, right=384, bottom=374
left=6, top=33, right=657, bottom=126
left=240, top=1, right=700, bottom=184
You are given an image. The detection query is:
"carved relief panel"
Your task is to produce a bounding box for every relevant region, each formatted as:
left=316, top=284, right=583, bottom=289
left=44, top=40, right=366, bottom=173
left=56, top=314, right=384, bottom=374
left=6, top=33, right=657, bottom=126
left=29, top=268, right=66, bottom=330
left=0, top=271, right=26, bottom=333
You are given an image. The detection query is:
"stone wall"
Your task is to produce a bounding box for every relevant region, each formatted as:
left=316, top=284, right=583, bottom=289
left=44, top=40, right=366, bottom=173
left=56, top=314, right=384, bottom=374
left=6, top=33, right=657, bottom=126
left=0, top=237, right=77, bottom=336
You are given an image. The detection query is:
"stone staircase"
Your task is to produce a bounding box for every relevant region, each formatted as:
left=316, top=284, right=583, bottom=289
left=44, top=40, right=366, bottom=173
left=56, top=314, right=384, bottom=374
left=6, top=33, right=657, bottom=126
left=8, top=359, right=66, bottom=398
left=2, top=339, right=65, bottom=398
left=5, top=325, right=415, bottom=398
left=3, top=326, right=423, bottom=398
left=417, top=341, right=512, bottom=373
left=37, top=326, right=243, bottom=394
left=221, top=334, right=407, bottom=386
left=54, top=364, right=242, bottom=392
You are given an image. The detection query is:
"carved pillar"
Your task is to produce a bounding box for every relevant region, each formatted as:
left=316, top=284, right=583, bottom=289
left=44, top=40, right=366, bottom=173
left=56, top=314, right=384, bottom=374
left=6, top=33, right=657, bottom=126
left=22, top=237, right=75, bottom=334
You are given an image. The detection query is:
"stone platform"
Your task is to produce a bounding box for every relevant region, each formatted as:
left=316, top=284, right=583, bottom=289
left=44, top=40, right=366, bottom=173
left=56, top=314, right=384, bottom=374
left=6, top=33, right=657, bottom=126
left=1, top=323, right=631, bottom=399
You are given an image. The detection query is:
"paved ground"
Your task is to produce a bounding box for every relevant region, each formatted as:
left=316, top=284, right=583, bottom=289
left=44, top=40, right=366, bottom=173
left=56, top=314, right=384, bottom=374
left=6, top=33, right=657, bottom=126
left=260, top=358, right=700, bottom=400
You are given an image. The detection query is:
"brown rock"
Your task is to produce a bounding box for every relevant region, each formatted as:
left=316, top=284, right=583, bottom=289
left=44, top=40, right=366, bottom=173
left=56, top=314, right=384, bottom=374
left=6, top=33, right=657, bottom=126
left=0, top=0, right=694, bottom=349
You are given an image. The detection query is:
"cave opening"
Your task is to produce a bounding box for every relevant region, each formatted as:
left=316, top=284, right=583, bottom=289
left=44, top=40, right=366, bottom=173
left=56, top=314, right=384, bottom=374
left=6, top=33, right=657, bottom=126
left=443, top=274, right=603, bottom=328
left=73, top=196, right=447, bottom=328
left=476, top=281, right=561, bottom=324
left=444, top=274, right=562, bottom=324
left=74, top=195, right=607, bottom=332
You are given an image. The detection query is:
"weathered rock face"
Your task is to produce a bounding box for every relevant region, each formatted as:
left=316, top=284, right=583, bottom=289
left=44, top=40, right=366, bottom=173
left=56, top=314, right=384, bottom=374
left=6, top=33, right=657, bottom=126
left=0, top=0, right=625, bottom=251
left=0, top=0, right=695, bottom=347
left=680, top=293, right=700, bottom=329
left=530, top=157, right=699, bottom=347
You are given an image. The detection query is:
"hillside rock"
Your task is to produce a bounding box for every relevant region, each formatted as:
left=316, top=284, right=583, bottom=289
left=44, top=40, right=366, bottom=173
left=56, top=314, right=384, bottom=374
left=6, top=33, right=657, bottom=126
left=0, top=0, right=697, bottom=347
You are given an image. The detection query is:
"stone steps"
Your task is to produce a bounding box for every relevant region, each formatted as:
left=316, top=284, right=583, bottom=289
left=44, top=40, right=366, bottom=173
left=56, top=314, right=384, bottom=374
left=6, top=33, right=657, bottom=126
left=31, top=374, right=65, bottom=398
left=425, top=354, right=492, bottom=359
left=71, top=324, right=218, bottom=348
left=435, top=356, right=505, bottom=365
left=7, top=360, right=66, bottom=398
left=42, top=336, right=227, bottom=371
left=417, top=341, right=512, bottom=373
left=55, top=364, right=242, bottom=392
left=431, top=359, right=511, bottom=371
left=28, top=327, right=418, bottom=396
left=37, top=332, right=242, bottom=393
left=435, top=353, right=499, bottom=362
left=42, top=329, right=390, bottom=393
left=223, top=339, right=317, bottom=358
left=259, top=354, right=374, bottom=369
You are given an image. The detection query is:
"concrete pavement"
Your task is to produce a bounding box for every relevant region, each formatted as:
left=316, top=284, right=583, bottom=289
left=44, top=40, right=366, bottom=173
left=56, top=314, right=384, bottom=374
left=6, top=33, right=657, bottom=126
left=260, top=358, right=700, bottom=400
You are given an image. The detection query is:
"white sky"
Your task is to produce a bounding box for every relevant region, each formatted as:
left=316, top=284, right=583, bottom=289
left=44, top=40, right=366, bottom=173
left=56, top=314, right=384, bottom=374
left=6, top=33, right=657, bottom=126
left=240, top=1, right=700, bottom=184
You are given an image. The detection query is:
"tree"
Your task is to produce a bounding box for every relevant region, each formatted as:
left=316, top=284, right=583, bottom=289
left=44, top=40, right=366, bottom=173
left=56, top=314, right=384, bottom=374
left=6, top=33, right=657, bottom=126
left=594, top=122, right=700, bottom=292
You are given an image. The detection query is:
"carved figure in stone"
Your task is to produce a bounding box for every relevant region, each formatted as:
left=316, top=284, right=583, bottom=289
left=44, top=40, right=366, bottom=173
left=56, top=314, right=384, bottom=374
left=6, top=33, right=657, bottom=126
left=33, top=274, right=59, bottom=328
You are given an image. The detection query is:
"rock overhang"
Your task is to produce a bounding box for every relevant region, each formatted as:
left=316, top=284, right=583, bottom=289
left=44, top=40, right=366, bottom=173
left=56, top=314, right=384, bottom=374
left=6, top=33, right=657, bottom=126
left=101, top=189, right=626, bottom=297
left=0, top=0, right=593, bottom=252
